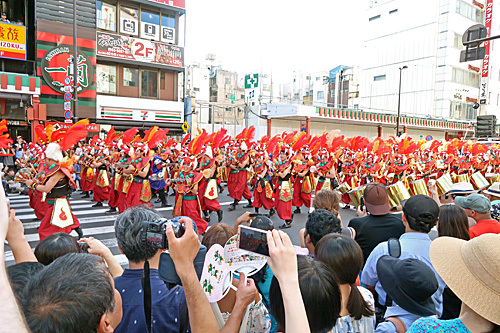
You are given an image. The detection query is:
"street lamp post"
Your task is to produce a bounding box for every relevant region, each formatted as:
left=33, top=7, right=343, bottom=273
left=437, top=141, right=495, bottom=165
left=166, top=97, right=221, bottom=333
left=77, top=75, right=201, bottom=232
left=396, top=65, right=408, bottom=136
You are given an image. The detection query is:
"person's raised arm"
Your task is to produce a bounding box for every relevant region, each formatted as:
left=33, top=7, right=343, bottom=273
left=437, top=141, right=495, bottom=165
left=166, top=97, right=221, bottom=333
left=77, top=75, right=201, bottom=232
left=0, top=178, right=29, bottom=331
left=6, top=209, right=37, bottom=263
left=233, top=212, right=253, bottom=233
left=80, top=237, right=123, bottom=278
left=267, top=230, right=310, bottom=333
left=166, top=217, right=218, bottom=333
left=220, top=272, right=257, bottom=333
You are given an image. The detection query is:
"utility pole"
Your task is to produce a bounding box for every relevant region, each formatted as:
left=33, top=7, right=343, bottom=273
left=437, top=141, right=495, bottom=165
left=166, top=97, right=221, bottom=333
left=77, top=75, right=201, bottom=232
left=396, top=66, right=408, bottom=136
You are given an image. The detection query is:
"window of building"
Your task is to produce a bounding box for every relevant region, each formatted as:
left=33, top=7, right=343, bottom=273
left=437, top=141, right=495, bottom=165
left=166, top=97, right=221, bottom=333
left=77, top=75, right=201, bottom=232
left=374, top=75, right=386, bottom=81
left=452, top=67, right=480, bottom=87
left=317, top=91, right=324, bottom=99
left=123, top=67, right=139, bottom=87
left=97, top=1, right=116, bottom=31
left=141, top=11, right=160, bottom=40
left=389, top=9, right=398, bottom=14
left=161, top=14, right=176, bottom=43
left=96, top=64, right=117, bottom=94
left=449, top=101, right=477, bottom=120
left=225, top=78, right=231, bottom=85
left=316, top=77, right=321, bottom=81
left=193, top=87, right=200, bottom=92
left=141, top=69, right=158, bottom=98
left=369, top=15, right=381, bottom=21
left=120, top=6, right=139, bottom=36
left=454, top=33, right=465, bottom=50
left=456, top=0, right=484, bottom=23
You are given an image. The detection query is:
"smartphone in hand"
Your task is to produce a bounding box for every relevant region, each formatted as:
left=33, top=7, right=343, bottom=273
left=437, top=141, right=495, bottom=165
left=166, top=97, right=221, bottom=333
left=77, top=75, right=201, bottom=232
left=237, top=225, right=269, bottom=257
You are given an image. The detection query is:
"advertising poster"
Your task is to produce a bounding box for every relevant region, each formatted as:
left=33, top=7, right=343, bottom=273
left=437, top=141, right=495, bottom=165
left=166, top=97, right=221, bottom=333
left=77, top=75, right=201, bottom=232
left=97, top=32, right=184, bottom=68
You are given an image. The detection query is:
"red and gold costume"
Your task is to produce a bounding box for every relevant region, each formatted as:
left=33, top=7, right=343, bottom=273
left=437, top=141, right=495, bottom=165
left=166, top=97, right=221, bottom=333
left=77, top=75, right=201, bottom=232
left=173, top=155, right=208, bottom=234
left=274, top=148, right=293, bottom=227
left=252, top=152, right=275, bottom=212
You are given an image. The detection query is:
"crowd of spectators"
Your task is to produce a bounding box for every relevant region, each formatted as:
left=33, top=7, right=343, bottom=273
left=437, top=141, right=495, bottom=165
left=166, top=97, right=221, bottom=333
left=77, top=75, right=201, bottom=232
left=1, top=173, right=500, bottom=333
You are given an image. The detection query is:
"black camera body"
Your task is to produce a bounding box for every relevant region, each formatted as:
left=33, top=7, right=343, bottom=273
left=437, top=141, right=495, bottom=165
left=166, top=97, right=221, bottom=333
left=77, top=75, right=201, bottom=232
left=142, top=218, right=185, bottom=249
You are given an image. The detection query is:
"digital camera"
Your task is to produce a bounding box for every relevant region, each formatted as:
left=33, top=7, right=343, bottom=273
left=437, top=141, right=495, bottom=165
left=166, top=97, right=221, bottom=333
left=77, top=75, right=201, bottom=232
left=141, top=218, right=185, bottom=249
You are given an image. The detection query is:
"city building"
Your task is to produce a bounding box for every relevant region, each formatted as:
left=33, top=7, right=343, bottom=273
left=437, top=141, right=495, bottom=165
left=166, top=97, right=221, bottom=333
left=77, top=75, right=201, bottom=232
left=358, top=0, right=488, bottom=134
left=34, top=0, right=186, bottom=139
left=0, top=0, right=40, bottom=140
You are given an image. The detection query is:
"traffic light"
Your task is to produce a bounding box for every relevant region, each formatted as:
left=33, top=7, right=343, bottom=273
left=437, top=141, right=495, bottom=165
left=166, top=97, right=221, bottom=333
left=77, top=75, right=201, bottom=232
left=476, top=115, right=497, bottom=138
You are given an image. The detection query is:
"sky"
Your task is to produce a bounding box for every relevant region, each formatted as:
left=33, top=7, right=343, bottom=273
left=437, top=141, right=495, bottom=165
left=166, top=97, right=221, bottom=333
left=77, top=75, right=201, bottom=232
left=185, top=0, right=367, bottom=83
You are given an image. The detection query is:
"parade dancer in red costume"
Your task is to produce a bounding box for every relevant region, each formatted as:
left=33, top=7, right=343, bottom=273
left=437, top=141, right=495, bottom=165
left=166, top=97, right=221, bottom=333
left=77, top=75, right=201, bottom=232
left=274, top=146, right=293, bottom=229
left=79, top=146, right=94, bottom=198
left=90, top=147, right=111, bottom=207
left=292, top=141, right=314, bottom=214
left=252, top=150, right=275, bottom=216
left=227, top=138, right=254, bottom=211
left=198, top=145, right=224, bottom=223
left=170, top=129, right=210, bottom=233
left=339, top=150, right=359, bottom=205
left=315, top=148, right=336, bottom=193
left=123, top=142, right=152, bottom=210
left=26, top=121, right=90, bottom=240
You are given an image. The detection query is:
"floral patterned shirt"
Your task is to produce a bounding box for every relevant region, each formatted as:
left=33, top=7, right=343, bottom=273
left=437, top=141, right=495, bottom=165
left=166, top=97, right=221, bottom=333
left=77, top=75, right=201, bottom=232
left=407, top=318, right=471, bottom=333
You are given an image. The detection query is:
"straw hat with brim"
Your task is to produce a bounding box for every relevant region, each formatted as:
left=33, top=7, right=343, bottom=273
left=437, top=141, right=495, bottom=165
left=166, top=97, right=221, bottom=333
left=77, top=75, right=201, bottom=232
left=449, top=182, right=477, bottom=195
left=430, top=234, right=500, bottom=325
left=483, top=182, right=500, bottom=197
left=377, top=255, right=438, bottom=316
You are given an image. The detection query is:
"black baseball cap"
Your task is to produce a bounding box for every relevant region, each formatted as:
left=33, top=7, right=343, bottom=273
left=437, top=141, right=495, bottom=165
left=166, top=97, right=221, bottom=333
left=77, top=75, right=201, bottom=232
left=377, top=255, right=438, bottom=316
left=403, top=194, right=439, bottom=224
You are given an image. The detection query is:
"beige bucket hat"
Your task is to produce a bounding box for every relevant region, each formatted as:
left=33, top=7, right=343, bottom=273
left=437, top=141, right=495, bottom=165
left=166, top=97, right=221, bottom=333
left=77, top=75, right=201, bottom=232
left=430, top=234, right=500, bottom=325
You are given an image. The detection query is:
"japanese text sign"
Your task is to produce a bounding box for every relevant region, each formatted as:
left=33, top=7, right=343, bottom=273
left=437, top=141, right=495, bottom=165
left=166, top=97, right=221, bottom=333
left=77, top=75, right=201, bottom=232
left=0, top=22, right=26, bottom=61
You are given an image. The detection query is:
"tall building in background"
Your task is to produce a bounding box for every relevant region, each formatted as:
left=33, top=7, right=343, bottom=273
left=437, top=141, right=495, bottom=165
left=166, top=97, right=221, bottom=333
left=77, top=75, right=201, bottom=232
left=0, top=0, right=40, bottom=140
left=359, top=0, right=487, bottom=127
left=35, top=0, right=186, bottom=136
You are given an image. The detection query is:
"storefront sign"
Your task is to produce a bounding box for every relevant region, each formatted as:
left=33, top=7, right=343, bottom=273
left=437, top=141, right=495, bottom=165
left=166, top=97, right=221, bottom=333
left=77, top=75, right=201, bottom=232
left=146, top=0, right=185, bottom=9
left=97, top=32, right=184, bottom=68
left=466, top=97, right=478, bottom=103
left=480, top=0, right=494, bottom=104
left=47, top=122, right=100, bottom=132
left=473, top=0, right=485, bottom=9
left=468, top=64, right=480, bottom=73
left=161, top=27, right=175, bottom=44
left=99, top=108, right=182, bottom=123
left=0, top=22, right=26, bottom=61
left=41, top=46, right=94, bottom=94
left=7, top=120, right=28, bottom=126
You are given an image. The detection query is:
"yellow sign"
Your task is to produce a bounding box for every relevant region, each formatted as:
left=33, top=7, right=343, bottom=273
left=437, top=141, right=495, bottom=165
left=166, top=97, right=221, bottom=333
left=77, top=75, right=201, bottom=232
left=0, top=22, right=26, bottom=61
left=182, top=121, right=190, bottom=133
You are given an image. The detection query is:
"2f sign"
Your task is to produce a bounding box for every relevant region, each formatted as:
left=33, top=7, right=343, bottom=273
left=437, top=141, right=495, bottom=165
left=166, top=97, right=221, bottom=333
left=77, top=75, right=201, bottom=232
left=131, top=40, right=155, bottom=63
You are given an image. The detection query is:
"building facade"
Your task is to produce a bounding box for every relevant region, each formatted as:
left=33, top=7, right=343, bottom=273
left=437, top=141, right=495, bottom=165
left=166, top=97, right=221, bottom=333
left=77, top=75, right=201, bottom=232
left=359, top=0, right=487, bottom=125
left=31, top=0, right=186, bottom=139
left=0, top=0, right=40, bottom=140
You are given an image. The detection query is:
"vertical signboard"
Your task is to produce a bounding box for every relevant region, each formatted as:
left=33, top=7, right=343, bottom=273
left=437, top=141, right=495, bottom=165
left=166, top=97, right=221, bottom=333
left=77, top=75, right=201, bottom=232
left=245, top=73, right=259, bottom=103
left=480, top=0, right=494, bottom=105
